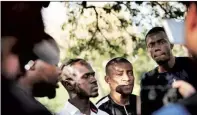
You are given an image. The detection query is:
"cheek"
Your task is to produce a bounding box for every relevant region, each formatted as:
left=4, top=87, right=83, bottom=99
left=110, top=78, right=120, bottom=88
left=78, top=81, right=90, bottom=91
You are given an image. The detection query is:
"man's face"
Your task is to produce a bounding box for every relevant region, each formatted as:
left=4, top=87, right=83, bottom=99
left=63, top=62, right=98, bottom=97
left=31, top=60, right=61, bottom=99
left=107, top=62, right=134, bottom=95
left=146, top=31, right=172, bottom=64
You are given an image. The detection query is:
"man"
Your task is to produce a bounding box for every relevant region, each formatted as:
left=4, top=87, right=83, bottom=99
left=141, top=26, right=197, bottom=115
left=153, top=2, right=197, bottom=115
left=58, top=58, right=108, bottom=115
left=96, top=57, right=140, bottom=115
left=7, top=59, right=61, bottom=115
left=2, top=2, right=62, bottom=115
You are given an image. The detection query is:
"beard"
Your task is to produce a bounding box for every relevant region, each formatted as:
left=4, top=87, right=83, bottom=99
left=115, top=85, right=133, bottom=95
left=74, top=83, right=98, bottom=98
left=154, top=54, right=171, bottom=65
left=32, top=82, right=57, bottom=99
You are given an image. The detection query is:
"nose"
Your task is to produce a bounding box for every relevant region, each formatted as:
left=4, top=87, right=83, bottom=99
left=90, top=75, right=97, bottom=84
left=154, top=43, right=161, bottom=52
left=122, top=73, right=131, bottom=82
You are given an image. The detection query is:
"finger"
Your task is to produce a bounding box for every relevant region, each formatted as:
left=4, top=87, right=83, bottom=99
left=172, top=80, right=184, bottom=88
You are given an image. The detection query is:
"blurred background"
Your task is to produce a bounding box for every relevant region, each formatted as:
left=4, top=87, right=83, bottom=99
left=37, top=1, right=188, bottom=113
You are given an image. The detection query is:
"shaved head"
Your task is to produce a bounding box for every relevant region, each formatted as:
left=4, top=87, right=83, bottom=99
left=105, top=57, right=132, bottom=76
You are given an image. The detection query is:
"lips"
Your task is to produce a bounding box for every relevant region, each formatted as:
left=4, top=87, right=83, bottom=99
left=154, top=52, right=165, bottom=57
left=92, top=84, right=98, bottom=91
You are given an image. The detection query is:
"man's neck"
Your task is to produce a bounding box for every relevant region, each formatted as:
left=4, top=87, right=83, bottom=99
left=158, top=56, right=176, bottom=73
left=69, top=95, right=91, bottom=115
left=17, top=76, right=33, bottom=95
left=110, top=91, right=130, bottom=106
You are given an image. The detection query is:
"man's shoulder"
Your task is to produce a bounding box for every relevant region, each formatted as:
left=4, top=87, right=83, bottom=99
left=97, top=109, right=109, bottom=115
left=96, top=95, right=110, bottom=108
left=57, top=101, right=74, bottom=115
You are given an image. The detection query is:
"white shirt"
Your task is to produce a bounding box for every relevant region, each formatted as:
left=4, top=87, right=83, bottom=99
left=57, top=101, right=109, bottom=115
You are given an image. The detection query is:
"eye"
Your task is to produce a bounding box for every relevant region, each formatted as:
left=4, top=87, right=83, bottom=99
left=116, top=73, right=123, bottom=76
left=160, top=40, right=165, bottom=44
left=83, top=74, right=88, bottom=79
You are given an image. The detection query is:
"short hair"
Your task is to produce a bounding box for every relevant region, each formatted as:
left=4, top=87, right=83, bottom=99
left=60, top=58, right=90, bottom=82
left=60, top=58, right=88, bottom=70
left=145, top=27, right=166, bottom=43
left=105, top=57, right=131, bottom=75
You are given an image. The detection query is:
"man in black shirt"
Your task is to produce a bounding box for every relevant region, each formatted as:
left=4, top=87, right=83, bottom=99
left=96, top=57, right=140, bottom=115
left=141, top=27, right=197, bottom=115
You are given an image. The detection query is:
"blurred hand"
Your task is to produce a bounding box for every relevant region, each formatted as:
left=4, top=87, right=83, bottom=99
left=172, top=80, right=196, bottom=98
left=185, top=2, right=197, bottom=56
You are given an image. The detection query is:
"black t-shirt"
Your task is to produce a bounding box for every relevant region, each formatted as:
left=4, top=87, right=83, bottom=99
left=2, top=78, right=52, bottom=115
left=96, top=94, right=138, bottom=115
left=141, top=57, right=197, bottom=115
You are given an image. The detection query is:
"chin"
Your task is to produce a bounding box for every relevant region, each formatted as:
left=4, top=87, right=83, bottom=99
left=155, top=57, right=169, bottom=64
left=122, top=91, right=132, bottom=95
left=32, top=83, right=57, bottom=99
left=90, top=93, right=99, bottom=98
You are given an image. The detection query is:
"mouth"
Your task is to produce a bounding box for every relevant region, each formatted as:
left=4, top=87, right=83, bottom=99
left=154, top=52, right=165, bottom=58
left=92, top=84, right=98, bottom=91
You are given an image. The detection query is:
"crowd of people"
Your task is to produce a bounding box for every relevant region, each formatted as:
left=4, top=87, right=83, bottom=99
left=1, top=1, right=197, bottom=115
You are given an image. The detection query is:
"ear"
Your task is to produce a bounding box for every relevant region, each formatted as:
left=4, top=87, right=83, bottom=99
left=105, top=75, right=110, bottom=84
left=61, top=79, right=75, bottom=91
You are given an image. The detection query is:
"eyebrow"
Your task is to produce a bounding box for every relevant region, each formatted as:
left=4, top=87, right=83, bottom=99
left=148, top=38, right=164, bottom=44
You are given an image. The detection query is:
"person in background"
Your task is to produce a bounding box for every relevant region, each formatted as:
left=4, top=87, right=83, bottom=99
left=58, top=59, right=108, bottom=115
left=96, top=57, right=141, bottom=115
left=153, top=2, right=197, bottom=115
left=141, top=26, right=197, bottom=115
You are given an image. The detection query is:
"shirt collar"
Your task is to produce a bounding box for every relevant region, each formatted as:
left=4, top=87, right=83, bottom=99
left=63, top=100, right=98, bottom=115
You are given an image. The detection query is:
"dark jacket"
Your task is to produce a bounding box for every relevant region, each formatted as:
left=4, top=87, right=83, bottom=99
left=141, top=57, right=197, bottom=115
left=96, top=94, right=139, bottom=115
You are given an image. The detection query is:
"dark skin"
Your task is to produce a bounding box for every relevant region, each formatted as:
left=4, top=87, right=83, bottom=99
left=18, top=60, right=61, bottom=98
left=61, top=61, right=98, bottom=115
left=105, top=62, right=134, bottom=106
left=146, top=31, right=176, bottom=73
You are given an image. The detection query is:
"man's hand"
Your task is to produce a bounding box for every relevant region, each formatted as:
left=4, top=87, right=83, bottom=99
left=185, top=2, right=197, bottom=56
left=172, top=80, right=196, bottom=98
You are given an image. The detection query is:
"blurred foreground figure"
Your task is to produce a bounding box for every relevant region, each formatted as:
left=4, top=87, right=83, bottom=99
left=58, top=59, right=108, bottom=115
left=153, top=2, right=197, bottom=115
left=1, top=2, right=61, bottom=115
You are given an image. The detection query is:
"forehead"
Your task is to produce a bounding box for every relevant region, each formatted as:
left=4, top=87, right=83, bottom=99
left=146, top=31, right=168, bottom=44
left=62, top=62, right=94, bottom=78
left=111, top=62, right=133, bottom=72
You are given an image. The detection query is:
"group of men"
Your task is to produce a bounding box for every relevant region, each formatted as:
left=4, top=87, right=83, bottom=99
left=2, top=1, right=197, bottom=115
